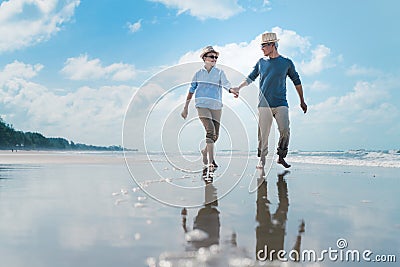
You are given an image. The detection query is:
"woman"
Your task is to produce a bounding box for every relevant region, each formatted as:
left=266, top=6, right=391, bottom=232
left=181, top=46, right=236, bottom=170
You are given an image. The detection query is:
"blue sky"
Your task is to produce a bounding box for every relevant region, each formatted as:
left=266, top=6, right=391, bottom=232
left=0, top=0, right=399, bottom=151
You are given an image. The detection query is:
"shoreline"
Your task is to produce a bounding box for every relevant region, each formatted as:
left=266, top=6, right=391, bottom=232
left=1, top=150, right=399, bottom=169
left=0, top=150, right=126, bottom=165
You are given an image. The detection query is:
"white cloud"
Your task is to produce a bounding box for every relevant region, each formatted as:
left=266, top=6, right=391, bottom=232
left=148, top=0, right=244, bottom=20
left=0, top=60, right=43, bottom=83
left=309, top=81, right=391, bottom=123
left=308, top=80, right=330, bottom=92
left=300, top=45, right=333, bottom=75
left=61, top=54, right=137, bottom=81
left=272, top=27, right=311, bottom=56
left=346, top=64, right=381, bottom=76
left=107, top=64, right=137, bottom=81
left=178, top=27, right=317, bottom=77
left=247, top=0, right=271, bottom=12
left=61, top=55, right=107, bottom=80
left=0, top=61, right=135, bottom=145
left=128, top=19, right=142, bottom=33
left=0, top=0, right=80, bottom=53
left=290, top=78, right=399, bottom=149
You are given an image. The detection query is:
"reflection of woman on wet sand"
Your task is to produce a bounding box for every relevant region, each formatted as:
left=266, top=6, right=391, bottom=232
left=181, top=183, right=220, bottom=250
left=256, top=170, right=305, bottom=261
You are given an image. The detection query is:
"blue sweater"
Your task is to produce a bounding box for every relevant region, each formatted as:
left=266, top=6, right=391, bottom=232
left=246, top=56, right=301, bottom=108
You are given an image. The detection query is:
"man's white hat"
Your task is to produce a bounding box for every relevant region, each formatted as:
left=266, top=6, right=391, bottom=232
left=261, top=32, right=279, bottom=44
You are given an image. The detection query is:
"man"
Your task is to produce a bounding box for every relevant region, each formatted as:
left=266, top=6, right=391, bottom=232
left=232, top=32, right=307, bottom=168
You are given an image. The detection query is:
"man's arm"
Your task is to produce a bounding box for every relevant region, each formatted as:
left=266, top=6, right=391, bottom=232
left=295, top=84, right=307, bottom=113
left=231, top=61, right=259, bottom=97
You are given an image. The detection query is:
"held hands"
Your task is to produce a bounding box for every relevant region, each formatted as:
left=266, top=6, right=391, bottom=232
left=181, top=107, right=188, bottom=119
left=229, top=87, right=240, bottom=98
left=300, top=101, right=308, bottom=114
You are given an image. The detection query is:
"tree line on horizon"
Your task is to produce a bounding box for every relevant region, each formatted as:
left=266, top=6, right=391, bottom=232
left=0, top=117, right=123, bottom=151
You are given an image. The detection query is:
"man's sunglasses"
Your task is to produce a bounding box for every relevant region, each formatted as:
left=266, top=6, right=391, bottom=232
left=261, top=42, right=274, bottom=48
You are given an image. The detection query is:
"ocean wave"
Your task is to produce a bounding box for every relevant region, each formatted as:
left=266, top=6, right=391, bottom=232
left=288, top=150, right=400, bottom=168
left=123, top=150, right=400, bottom=168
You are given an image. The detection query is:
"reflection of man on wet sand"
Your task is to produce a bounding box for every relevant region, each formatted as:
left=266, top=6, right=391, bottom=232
left=256, top=170, right=305, bottom=261
left=181, top=183, right=220, bottom=249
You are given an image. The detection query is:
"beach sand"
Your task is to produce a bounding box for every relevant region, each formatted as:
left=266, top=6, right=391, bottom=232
left=0, top=150, right=126, bottom=164
left=0, top=151, right=398, bottom=267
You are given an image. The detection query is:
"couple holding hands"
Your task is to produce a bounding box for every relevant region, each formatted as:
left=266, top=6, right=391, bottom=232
left=181, top=32, right=307, bottom=170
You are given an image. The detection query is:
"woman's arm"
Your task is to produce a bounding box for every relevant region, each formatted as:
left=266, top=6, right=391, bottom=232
left=181, top=92, right=193, bottom=119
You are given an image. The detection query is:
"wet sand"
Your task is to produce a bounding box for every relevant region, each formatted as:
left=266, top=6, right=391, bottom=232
left=0, top=151, right=398, bottom=267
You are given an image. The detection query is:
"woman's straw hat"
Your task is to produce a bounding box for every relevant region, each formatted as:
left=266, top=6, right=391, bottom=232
left=200, top=46, right=219, bottom=59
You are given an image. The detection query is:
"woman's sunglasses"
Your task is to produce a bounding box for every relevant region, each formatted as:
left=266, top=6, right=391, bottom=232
left=205, top=55, right=218, bottom=59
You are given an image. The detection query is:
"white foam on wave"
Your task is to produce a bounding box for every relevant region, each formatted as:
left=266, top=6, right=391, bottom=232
left=124, top=150, right=400, bottom=168
left=289, top=150, right=400, bottom=168
left=214, top=149, right=400, bottom=168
